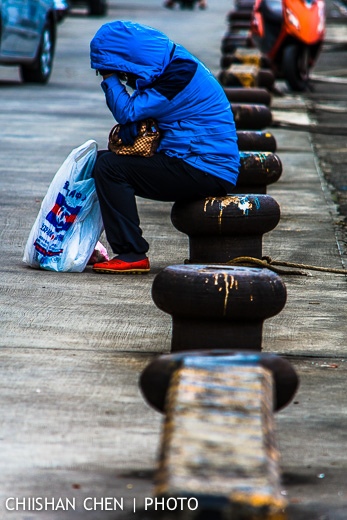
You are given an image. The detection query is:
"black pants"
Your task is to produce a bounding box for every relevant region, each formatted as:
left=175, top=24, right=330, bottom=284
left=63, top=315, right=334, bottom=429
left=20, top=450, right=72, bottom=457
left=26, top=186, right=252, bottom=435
left=93, top=151, right=234, bottom=255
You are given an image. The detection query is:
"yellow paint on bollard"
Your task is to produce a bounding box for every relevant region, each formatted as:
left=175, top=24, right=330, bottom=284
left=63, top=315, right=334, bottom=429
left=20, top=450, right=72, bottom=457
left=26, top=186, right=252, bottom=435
left=227, top=64, right=259, bottom=88
left=235, top=48, right=263, bottom=67
left=204, top=196, right=254, bottom=233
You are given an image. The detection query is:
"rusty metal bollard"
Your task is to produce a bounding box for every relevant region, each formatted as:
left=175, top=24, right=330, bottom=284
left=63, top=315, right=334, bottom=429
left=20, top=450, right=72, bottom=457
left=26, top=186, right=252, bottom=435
left=235, top=0, right=257, bottom=10
left=151, top=265, right=286, bottom=352
left=221, top=32, right=254, bottom=55
left=140, top=351, right=298, bottom=519
left=224, top=86, right=272, bottom=106
left=231, top=103, right=272, bottom=130
left=240, top=151, right=282, bottom=175
left=219, top=65, right=275, bottom=90
left=221, top=49, right=272, bottom=69
left=238, top=151, right=282, bottom=189
left=227, top=8, right=254, bottom=23
left=229, top=19, right=252, bottom=31
left=140, top=350, right=298, bottom=413
left=171, top=194, right=280, bottom=262
left=237, top=130, right=277, bottom=152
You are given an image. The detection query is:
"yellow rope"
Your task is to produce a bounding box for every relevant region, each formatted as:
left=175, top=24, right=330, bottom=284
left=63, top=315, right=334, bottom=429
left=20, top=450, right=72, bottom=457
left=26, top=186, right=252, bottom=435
left=225, top=256, right=347, bottom=276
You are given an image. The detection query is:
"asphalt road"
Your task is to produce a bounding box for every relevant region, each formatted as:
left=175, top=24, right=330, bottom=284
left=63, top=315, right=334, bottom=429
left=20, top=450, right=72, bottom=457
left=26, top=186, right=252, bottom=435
left=307, top=0, right=347, bottom=262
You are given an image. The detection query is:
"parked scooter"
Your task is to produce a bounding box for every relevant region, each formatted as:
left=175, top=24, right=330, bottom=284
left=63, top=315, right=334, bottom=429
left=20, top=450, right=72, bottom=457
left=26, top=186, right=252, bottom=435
left=250, top=0, right=325, bottom=90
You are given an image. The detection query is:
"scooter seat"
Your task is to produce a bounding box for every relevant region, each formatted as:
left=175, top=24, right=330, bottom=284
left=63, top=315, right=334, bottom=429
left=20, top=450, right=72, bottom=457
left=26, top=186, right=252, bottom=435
left=259, top=0, right=283, bottom=24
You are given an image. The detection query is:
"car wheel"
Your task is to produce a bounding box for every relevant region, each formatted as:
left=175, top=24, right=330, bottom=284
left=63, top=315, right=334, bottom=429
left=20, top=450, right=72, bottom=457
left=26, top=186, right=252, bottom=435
left=88, top=0, right=107, bottom=16
left=20, top=24, right=55, bottom=84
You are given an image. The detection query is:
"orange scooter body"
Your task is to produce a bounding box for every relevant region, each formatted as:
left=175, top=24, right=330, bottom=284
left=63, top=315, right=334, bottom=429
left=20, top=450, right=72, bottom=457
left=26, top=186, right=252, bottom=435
left=271, top=0, right=325, bottom=60
left=283, top=0, right=325, bottom=44
left=251, top=0, right=325, bottom=89
left=252, top=0, right=266, bottom=39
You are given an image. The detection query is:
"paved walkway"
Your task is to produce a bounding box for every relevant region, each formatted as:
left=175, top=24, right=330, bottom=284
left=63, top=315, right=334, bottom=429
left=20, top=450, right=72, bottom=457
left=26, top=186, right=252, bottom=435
left=0, top=1, right=346, bottom=519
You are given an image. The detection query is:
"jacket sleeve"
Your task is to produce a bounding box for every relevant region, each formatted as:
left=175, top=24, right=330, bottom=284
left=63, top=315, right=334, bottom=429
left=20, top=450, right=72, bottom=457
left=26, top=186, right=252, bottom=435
left=101, top=74, right=175, bottom=124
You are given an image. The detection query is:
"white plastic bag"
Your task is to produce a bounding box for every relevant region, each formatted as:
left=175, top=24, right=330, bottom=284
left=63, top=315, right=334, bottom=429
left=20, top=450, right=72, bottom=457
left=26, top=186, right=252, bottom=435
left=23, top=140, right=103, bottom=272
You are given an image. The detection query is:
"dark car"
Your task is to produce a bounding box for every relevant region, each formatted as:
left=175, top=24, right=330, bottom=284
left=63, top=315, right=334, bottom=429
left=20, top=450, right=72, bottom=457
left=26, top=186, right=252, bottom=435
left=0, top=0, right=57, bottom=83
left=68, top=0, right=107, bottom=16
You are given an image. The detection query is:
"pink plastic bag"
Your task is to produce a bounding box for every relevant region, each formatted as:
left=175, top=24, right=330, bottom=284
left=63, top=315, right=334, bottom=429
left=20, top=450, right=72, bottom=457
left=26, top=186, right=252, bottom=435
left=87, top=241, right=109, bottom=265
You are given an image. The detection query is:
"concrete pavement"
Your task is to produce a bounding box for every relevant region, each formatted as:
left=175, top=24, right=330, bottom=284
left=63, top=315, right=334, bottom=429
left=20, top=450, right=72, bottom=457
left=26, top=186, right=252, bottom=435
left=0, top=1, right=346, bottom=519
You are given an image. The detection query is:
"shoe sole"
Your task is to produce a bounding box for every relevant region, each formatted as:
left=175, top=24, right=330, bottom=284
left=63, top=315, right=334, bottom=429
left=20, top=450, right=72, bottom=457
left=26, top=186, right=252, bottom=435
left=93, top=268, right=150, bottom=274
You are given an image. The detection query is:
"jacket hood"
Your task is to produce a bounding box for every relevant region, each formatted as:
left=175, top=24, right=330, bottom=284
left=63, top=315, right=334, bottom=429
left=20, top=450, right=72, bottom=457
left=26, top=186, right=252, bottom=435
left=90, top=21, right=175, bottom=85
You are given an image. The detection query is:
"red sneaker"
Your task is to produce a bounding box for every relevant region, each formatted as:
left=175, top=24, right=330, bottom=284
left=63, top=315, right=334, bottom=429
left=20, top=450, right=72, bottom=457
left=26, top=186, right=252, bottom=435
left=92, top=257, right=150, bottom=274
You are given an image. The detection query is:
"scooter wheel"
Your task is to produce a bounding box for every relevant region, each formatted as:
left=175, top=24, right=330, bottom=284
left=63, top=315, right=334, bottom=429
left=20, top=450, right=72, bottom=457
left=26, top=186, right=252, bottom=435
left=283, top=44, right=310, bottom=92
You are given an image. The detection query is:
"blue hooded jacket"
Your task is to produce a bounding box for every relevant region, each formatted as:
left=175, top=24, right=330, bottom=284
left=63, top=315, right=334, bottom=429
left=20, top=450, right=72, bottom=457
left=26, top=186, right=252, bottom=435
left=90, top=21, right=240, bottom=185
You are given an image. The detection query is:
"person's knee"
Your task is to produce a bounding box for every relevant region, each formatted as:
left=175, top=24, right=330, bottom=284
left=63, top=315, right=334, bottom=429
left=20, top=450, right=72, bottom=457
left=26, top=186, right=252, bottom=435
left=93, top=153, right=106, bottom=182
left=93, top=152, right=121, bottom=185
left=93, top=153, right=134, bottom=191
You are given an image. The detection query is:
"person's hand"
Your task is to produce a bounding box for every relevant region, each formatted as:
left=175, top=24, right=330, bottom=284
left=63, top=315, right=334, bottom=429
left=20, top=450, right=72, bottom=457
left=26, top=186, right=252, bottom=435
left=97, top=69, right=114, bottom=80
left=118, top=123, right=138, bottom=145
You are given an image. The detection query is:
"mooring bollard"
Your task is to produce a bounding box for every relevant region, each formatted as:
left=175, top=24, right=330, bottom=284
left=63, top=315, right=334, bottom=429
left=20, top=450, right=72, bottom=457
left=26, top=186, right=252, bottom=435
left=227, top=9, right=254, bottom=23
left=171, top=193, right=280, bottom=262
left=237, top=130, right=277, bottom=152
left=140, top=350, right=298, bottom=413
left=221, top=32, right=254, bottom=55
left=140, top=351, right=298, bottom=519
left=228, top=8, right=254, bottom=20
left=229, top=20, right=252, bottom=32
left=219, top=65, right=275, bottom=90
left=235, top=0, right=257, bottom=10
left=236, top=151, right=282, bottom=192
left=239, top=151, right=282, bottom=177
left=151, top=265, right=286, bottom=351
left=221, top=49, right=272, bottom=69
left=231, top=103, right=272, bottom=130
left=224, top=87, right=272, bottom=106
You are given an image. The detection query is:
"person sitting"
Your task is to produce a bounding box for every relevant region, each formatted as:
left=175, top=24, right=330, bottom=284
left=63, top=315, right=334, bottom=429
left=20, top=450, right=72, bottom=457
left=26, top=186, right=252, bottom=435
left=90, top=21, right=239, bottom=274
